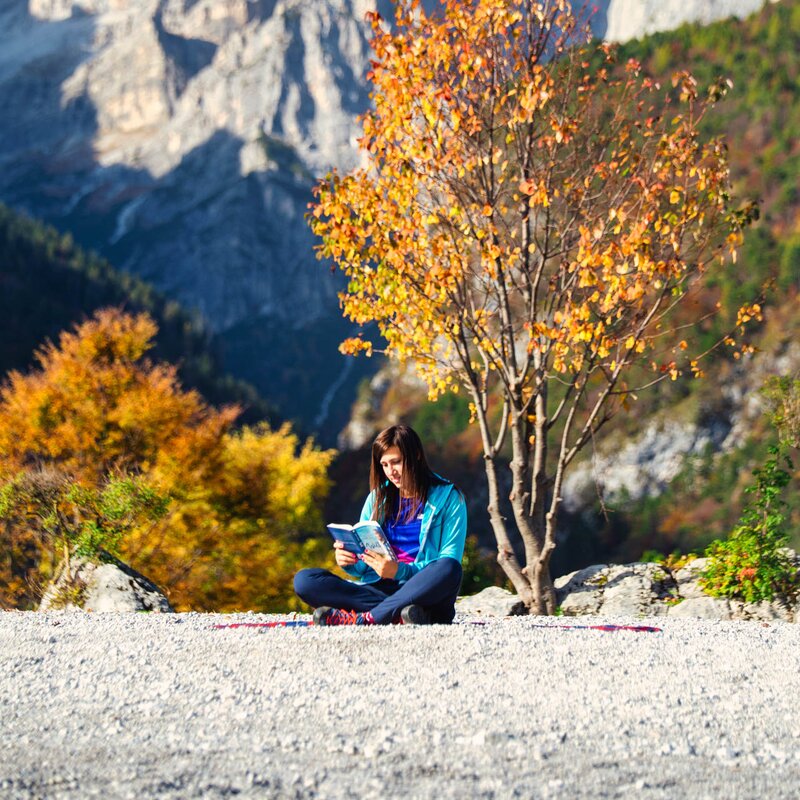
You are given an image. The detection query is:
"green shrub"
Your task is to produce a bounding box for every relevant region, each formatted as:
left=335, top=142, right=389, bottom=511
left=411, top=393, right=471, bottom=445
left=0, top=469, right=169, bottom=568
left=65, top=477, right=170, bottom=559
left=762, top=374, right=800, bottom=449
left=641, top=549, right=697, bottom=570
left=701, top=447, right=797, bottom=603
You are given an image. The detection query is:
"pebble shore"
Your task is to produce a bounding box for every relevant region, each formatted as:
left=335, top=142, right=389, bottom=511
left=2, top=612, right=799, bottom=799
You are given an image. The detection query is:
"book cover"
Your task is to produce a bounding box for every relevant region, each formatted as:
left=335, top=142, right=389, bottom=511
left=326, top=520, right=397, bottom=561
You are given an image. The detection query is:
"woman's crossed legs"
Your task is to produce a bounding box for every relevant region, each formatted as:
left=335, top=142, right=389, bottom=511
left=293, top=557, right=462, bottom=624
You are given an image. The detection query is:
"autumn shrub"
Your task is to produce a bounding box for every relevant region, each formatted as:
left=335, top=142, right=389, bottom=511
left=0, top=308, right=334, bottom=611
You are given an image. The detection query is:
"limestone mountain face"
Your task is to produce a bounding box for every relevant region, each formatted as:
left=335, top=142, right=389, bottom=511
left=562, top=340, right=800, bottom=513
left=596, top=0, right=779, bottom=42
left=0, top=0, right=778, bottom=430
left=0, top=0, right=378, bottom=333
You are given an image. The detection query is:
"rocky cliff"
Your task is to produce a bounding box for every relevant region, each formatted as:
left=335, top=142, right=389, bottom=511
left=0, top=0, right=378, bottom=332
left=0, top=0, right=780, bottom=431
left=598, top=0, right=779, bottom=42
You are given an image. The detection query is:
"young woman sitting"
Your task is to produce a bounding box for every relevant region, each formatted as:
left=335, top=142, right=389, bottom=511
left=293, top=424, right=467, bottom=625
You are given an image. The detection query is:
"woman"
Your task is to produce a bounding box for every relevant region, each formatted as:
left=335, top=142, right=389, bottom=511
left=294, top=424, right=467, bottom=625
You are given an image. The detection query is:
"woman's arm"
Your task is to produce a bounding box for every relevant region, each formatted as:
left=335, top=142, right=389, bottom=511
left=435, top=488, right=468, bottom=562
left=339, top=492, right=378, bottom=580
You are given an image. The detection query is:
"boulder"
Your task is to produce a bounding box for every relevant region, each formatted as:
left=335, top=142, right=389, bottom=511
left=667, top=597, right=733, bottom=620
left=600, top=563, right=676, bottom=617
left=554, top=564, right=608, bottom=615
left=731, top=599, right=794, bottom=623
left=455, top=586, right=526, bottom=617
left=555, top=556, right=797, bottom=622
left=556, top=562, right=676, bottom=617
left=39, top=553, right=173, bottom=613
left=673, top=558, right=709, bottom=600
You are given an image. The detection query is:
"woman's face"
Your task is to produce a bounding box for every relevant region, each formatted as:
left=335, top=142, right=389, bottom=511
left=379, top=446, right=404, bottom=491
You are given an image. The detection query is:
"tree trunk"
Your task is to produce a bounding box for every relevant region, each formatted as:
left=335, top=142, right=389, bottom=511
left=507, top=409, right=553, bottom=614
left=483, top=452, right=533, bottom=607
left=532, top=510, right=558, bottom=615
left=469, top=385, right=533, bottom=606
left=63, top=538, right=71, bottom=583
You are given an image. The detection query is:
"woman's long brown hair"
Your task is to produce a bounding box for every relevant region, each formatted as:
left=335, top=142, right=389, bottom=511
left=369, top=425, right=442, bottom=524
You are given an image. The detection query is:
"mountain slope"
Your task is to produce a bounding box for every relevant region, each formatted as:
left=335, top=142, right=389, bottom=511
left=0, top=203, right=272, bottom=421
left=0, top=0, right=377, bottom=432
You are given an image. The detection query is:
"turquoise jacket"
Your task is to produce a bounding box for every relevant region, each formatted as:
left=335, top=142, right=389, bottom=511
left=343, top=480, right=468, bottom=584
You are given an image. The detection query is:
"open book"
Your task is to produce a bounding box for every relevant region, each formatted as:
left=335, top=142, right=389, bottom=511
left=327, top=521, right=397, bottom=562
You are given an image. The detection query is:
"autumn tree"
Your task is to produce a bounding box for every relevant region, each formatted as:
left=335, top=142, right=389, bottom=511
left=310, top=0, right=759, bottom=613
left=123, top=421, right=335, bottom=612
left=0, top=309, right=334, bottom=611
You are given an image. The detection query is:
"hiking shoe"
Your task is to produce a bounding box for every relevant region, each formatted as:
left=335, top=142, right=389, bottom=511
left=399, top=604, right=431, bottom=625
left=313, top=607, right=376, bottom=626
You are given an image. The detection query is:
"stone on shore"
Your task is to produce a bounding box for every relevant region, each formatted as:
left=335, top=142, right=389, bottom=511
left=667, top=596, right=733, bottom=620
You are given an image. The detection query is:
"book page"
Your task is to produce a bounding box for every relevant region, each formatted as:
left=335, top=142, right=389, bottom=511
left=326, top=524, right=364, bottom=554
left=353, top=521, right=397, bottom=561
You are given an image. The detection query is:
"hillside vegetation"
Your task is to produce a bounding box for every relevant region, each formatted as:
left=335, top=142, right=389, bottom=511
left=0, top=203, right=273, bottom=423
left=601, top=0, right=800, bottom=560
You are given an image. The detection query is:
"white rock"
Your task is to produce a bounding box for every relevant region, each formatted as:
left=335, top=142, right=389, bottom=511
left=731, top=599, right=793, bottom=623
left=555, top=564, right=608, bottom=615
left=600, top=564, right=674, bottom=617
left=674, top=558, right=709, bottom=600
left=455, top=586, right=526, bottom=617
left=601, top=0, right=780, bottom=43
left=556, top=562, right=676, bottom=617
left=39, top=554, right=173, bottom=613
left=561, top=343, right=800, bottom=512
left=562, top=419, right=721, bottom=511
left=667, top=597, right=733, bottom=620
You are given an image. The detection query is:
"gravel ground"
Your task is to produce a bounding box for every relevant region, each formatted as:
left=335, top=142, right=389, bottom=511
left=2, top=611, right=799, bottom=799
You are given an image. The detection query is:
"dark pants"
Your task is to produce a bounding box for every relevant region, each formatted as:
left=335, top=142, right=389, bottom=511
left=293, top=557, right=463, bottom=624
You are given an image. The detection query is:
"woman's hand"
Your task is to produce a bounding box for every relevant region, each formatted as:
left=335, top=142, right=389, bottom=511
left=361, top=549, right=399, bottom=580
left=334, top=541, right=358, bottom=568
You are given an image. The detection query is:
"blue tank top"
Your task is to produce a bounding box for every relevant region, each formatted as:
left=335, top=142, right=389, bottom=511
left=385, top=497, right=423, bottom=563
